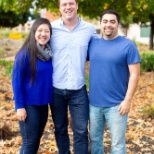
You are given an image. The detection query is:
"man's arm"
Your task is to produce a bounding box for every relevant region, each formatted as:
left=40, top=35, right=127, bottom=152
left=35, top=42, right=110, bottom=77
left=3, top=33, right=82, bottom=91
left=118, top=63, right=140, bottom=115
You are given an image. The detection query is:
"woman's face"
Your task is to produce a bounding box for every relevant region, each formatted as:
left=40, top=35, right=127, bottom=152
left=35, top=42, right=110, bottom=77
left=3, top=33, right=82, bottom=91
left=35, top=24, right=51, bottom=48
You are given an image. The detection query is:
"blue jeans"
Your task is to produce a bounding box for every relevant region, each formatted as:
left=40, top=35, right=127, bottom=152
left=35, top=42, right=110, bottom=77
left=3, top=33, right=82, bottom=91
left=90, top=104, right=128, bottom=154
left=50, top=85, right=89, bottom=154
left=19, top=105, right=48, bottom=154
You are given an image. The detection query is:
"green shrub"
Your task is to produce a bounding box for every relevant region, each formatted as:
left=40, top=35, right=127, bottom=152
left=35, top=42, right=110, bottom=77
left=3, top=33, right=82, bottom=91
left=0, top=60, right=13, bottom=77
left=142, top=103, right=154, bottom=118
left=140, top=52, right=154, bottom=72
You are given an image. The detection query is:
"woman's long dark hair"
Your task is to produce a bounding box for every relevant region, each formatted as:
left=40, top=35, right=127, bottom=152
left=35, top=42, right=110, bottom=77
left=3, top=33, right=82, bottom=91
left=17, top=18, right=52, bottom=83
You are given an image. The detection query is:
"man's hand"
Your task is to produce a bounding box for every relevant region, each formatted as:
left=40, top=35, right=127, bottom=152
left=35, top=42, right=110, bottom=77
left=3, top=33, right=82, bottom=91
left=17, top=108, right=27, bottom=122
left=118, top=100, right=131, bottom=115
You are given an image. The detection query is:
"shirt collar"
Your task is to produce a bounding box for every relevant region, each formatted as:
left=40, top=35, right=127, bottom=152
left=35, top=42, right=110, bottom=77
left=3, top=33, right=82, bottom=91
left=60, top=17, right=81, bottom=26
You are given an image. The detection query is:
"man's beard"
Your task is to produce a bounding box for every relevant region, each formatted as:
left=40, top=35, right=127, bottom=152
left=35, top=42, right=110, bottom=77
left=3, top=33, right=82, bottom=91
left=104, top=31, right=113, bottom=36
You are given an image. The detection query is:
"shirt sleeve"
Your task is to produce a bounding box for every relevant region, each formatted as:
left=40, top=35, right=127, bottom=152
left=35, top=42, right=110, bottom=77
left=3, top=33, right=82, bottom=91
left=92, top=25, right=99, bottom=39
left=127, top=41, right=141, bottom=64
left=12, top=50, right=29, bottom=109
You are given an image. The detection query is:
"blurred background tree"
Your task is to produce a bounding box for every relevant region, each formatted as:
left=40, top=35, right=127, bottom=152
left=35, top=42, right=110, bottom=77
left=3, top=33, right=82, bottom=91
left=0, top=0, right=39, bottom=27
left=78, top=0, right=154, bottom=50
left=0, top=0, right=154, bottom=49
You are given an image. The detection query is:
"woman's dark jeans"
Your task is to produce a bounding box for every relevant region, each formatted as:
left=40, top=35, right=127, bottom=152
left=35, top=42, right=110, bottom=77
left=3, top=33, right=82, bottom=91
left=50, top=85, right=89, bottom=154
left=19, top=105, right=48, bottom=154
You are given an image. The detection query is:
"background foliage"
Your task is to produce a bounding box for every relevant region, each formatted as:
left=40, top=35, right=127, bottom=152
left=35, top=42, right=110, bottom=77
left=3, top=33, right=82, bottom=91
left=140, top=52, right=154, bottom=72
left=0, top=0, right=154, bottom=49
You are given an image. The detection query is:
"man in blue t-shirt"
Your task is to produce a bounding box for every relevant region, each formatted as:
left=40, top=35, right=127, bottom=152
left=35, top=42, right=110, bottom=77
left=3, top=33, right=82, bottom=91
left=88, top=10, right=141, bottom=154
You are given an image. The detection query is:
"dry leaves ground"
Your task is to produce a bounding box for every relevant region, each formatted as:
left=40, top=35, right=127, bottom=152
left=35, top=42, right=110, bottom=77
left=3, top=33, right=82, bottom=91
left=0, top=38, right=154, bottom=154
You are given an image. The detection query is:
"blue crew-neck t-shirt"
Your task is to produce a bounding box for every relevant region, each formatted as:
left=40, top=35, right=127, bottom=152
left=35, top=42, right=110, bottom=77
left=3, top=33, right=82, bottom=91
left=88, top=36, right=141, bottom=107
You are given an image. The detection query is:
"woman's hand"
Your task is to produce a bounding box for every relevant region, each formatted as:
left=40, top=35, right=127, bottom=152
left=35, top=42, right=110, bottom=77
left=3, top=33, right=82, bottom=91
left=17, top=108, right=27, bottom=122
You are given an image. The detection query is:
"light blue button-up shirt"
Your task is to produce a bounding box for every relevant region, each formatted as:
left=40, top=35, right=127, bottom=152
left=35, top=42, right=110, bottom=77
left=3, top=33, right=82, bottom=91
left=50, top=17, right=97, bottom=90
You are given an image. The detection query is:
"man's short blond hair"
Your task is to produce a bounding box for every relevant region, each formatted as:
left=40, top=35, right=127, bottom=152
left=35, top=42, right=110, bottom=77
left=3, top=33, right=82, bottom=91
left=58, top=0, right=78, bottom=5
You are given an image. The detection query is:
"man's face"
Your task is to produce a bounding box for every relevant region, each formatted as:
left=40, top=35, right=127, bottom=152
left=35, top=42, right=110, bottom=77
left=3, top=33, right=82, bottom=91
left=59, top=0, right=78, bottom=22
left=101, top=14, right=119, bottom=40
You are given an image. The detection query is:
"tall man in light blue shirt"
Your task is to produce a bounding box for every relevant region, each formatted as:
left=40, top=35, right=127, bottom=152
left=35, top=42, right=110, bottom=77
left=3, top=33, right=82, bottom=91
left=50, top=0, right=97, bottom=154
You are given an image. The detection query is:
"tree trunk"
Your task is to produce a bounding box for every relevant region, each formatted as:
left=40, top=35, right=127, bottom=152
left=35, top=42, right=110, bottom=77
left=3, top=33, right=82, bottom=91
left=149, top=21, right=154, bottom=50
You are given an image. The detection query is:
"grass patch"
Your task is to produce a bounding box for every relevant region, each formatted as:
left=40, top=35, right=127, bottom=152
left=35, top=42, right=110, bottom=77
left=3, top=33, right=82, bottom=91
left=142, top=103, right=154, bottom=118
left=0, top=49, right=5, bottom=54
left=0, top=60, right=13, bottom=77
left=85, top=75, right=89, bottom=90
